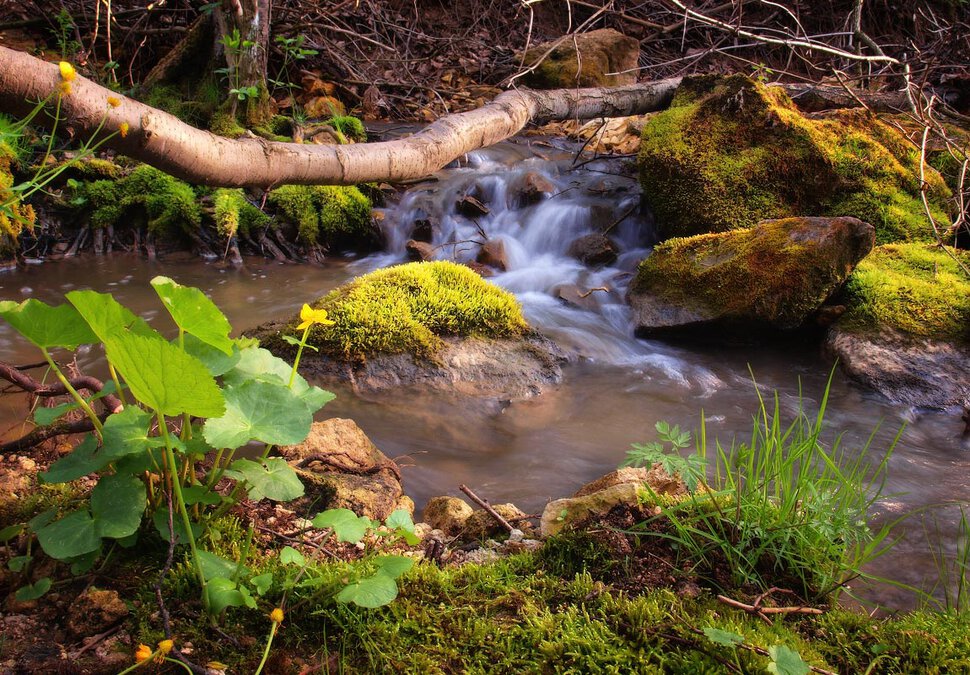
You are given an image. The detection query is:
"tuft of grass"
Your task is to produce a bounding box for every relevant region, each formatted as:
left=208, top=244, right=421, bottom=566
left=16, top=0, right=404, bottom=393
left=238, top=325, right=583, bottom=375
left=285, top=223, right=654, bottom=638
left=631, top=371, right=899, bottom=601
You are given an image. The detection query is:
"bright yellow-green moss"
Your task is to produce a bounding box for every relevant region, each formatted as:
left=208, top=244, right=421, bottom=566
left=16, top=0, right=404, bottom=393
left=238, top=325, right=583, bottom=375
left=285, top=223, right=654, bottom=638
left=326, top=115, right=367, bottom=143
left=143, top=81, right=222, bottom=128
left=212, top=188, right=270, bottom=238
left=0, top=138, right=35, bottom=256
left=72, top=165, right=201, bottom=234
left=639, top=75, right=952, bottom=244
left=268, top=184, right=372, bottom=246
left=208, top=110, right=246, bottom=138
left=841, top=243, right=970, bottom=341
left=284, top=261, right=528, bottom=359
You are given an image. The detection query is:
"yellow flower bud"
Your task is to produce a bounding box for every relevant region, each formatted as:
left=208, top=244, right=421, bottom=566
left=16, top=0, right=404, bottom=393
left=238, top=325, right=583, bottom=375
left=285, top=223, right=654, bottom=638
left=59, top=61, right=76, bottom=81
left=157, top=639, right=174, bottom=655
left=58, top=81, right=71, bottom=96
left=134, top=644, right=153, bottom=663
left=107, top=95, right=121, bottom=108
left=119, top=122, right=129, bottom=138
left=269, top=607, right=284, bottom=624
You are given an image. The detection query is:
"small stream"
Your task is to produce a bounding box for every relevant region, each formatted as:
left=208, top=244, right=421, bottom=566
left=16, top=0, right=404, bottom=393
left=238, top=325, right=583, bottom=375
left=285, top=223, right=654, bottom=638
left=1, top=138, right=967, bottom=609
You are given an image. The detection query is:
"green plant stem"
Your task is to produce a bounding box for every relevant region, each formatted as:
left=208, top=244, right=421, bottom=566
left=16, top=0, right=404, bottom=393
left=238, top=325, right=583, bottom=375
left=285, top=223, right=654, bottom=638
left=116, top=655, right=152, bottom=675
left=253, top=622, right=280, bottom=675
left=107, top=362, right=127, bottom=406
left=156, top=410, right=208, bottom=607
left=41, top=348, right=103, bottom=436
left=287, top=325, right=312, bottom=388
left=163, top=657, right=194, bottom=674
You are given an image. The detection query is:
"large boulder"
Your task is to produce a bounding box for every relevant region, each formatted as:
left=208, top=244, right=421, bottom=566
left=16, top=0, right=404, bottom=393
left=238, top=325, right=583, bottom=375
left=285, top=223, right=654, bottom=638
left=282, top=418, right=408, bottom=520
left=628, top=216, right=875, bottom=337
left=826, top=243, right=970, bottom=409
left=638, top=75, right=951, bottom=243
left=521, top=29, right=639, bottom=89
left=253, top=261, right=564, bottom=399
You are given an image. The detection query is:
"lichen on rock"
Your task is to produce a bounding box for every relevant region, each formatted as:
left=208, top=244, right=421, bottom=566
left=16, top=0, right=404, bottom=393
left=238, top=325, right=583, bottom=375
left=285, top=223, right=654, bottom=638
left=638, top=74, right=952, bottom=243
left=628, top=216, right=875, bottom=337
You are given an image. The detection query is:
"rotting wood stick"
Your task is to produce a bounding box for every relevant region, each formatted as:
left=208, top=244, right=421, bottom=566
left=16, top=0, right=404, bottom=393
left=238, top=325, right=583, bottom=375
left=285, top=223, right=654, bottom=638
left=459, top=483, right=514, bottom=533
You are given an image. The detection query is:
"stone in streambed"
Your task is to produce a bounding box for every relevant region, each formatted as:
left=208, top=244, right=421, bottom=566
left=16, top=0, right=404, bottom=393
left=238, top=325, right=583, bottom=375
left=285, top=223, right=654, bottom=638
left=509, top=172, right=555, bottom=208
left=477, top=239, right=509, bottom=271
left=628, top=216, right=875, bottom=338
left=406, top=239, right=435, bottom=261
left=422, top=496, right=474, bottom=537
left=567, top=233, right=619, bottom=267
left=282, top=418, right=407, bottom=521
left=520, top=29, right=639, bottom=89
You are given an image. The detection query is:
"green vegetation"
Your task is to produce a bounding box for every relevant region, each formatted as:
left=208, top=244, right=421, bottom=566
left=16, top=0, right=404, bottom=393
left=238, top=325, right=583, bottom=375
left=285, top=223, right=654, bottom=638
left=840, top=243, right=970, bottom=341
left=623, top=373, right=896, bottom=600
left=639, top=74, right=952, bottom=243
left=213, top=188, right=272, bottom=238
left=0, top=118, right=35, bottom=254
left=268, top=183, right=372, bottom=246
left=71, top=164, right=202, bottom=234
left=327, top=114, right=367, bottom=143
left=272, top=261, right=528, bottom=360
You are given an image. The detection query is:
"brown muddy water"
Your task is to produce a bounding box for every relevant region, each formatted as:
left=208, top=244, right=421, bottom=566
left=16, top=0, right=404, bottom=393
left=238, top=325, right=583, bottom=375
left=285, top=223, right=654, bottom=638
left=1, top=140, right=968, bottom=610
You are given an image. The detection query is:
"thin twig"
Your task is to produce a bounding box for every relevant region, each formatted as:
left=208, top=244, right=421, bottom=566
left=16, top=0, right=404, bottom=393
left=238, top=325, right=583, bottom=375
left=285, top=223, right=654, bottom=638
left=459, top=484, right=514, bottom=533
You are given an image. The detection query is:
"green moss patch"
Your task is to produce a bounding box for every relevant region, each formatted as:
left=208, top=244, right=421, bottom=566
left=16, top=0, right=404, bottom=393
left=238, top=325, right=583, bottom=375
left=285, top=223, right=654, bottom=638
left=213, top=188, right=271, bottom=238
left=268, top=184, right=372, bottom=246
left=840, top=243, right=970, bottom=341
left=279, top=261, right=528, bottom=360
left=71, top=165, right=201, bottom=234
left=0, top=132, right=35, bottom=256
left=639, top=75, right=952, bottom=243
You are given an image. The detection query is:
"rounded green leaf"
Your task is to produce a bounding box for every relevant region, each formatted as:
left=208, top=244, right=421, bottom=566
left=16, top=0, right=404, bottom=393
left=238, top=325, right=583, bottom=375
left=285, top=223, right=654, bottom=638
left=35, top=510, right=101, bottom=560
left=151, top=276, right=234, bottom=355
left=65, top=289, right=155, bottom=342
left=336, top=573, right=399, bottom=608
left=106, top=333, right=225, bottom=417
left=373, top=555, right=414, bottom=580
left=227, top=458, right=304, bottom=502
left=0, top=299, right=97, bottom=349
left=15, top=578, right=52, bottom=601
left=312, top=508, right=371, bottom=543
left=91, top=474, right=146, bottom=539
left=203, top=380, right=312, bottom=450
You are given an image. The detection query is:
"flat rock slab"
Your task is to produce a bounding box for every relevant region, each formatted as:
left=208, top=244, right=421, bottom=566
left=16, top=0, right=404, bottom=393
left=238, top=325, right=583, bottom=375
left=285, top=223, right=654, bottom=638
left=826, top=326, right=970, bottom=410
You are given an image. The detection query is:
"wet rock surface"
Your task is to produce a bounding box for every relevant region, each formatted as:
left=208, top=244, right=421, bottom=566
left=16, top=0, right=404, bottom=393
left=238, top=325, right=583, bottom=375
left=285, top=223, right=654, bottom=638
left=826, top=327, right=970, bottom=410
left=283, top=418, right=407, bottom=520
left=567, top=233, right=619, bottom=267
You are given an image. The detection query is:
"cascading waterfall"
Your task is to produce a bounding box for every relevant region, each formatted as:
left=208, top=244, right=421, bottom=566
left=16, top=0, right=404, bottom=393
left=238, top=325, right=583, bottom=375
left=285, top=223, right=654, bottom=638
left=359, top=141, right=724, bottom=393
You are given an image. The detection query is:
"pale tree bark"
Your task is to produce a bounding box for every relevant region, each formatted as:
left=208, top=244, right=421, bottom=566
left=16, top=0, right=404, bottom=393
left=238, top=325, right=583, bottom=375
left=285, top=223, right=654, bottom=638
left=0, top=46, right=681, bottom=188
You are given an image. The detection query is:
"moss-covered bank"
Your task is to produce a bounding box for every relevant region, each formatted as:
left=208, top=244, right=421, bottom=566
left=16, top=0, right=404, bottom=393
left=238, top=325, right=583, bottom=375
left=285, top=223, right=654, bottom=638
left=840, top=243, right=970, bottom=342
left=269, top=261, right=528, bottom=360
left=638, top=75, right=952, bottom=244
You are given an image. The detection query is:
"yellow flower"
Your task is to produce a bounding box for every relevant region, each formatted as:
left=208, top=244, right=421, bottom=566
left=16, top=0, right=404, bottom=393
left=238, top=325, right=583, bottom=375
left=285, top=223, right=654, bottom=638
left=157, top=639, right=174, bottom=655
left=296, top=303, right=335, bottom=330
left=134, top=644, right=153, bottom=663
left=59, top=61, right=76, bottom=81
left=269, top=607, right=284, bottom=624
left=119, top=122, right=129, bottom=138
left=58, top=81, right=71, bottom=96
left=107, top=95, right=121, bottom=108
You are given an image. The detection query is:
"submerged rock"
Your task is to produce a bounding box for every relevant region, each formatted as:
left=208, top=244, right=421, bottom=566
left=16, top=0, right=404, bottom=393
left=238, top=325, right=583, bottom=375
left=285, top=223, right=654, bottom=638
left=253, top=261, right=564, bottom=398
left=509, top=171, right=555, bottom=208
left=567, top=233, right=619, bottom=267
left=826, top=243, right=970, bottom=409
left=283, top=418, right=407, bottom=521
left=476, top=239, right=509, bottom=271
left=638, top=74, right=951, bottom=243
left=628, top=216, right=875, bottom=337
left=520, top=28, right=639, bottom=89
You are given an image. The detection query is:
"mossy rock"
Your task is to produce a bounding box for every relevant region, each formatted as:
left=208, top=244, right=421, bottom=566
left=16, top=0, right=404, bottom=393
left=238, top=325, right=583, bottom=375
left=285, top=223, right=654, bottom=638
left=252, top=262, right=562, bottom=398
left=628, top=216, right=875, bottom=337
left=268, top=261, right=529, bottom=360
left=826, top=244, right=969, bottom=409
left=639, top=74, right=952, bottom=243
left=268, top=184, right=373, bottom=248
left=521, top=28, right=639, bottom=89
